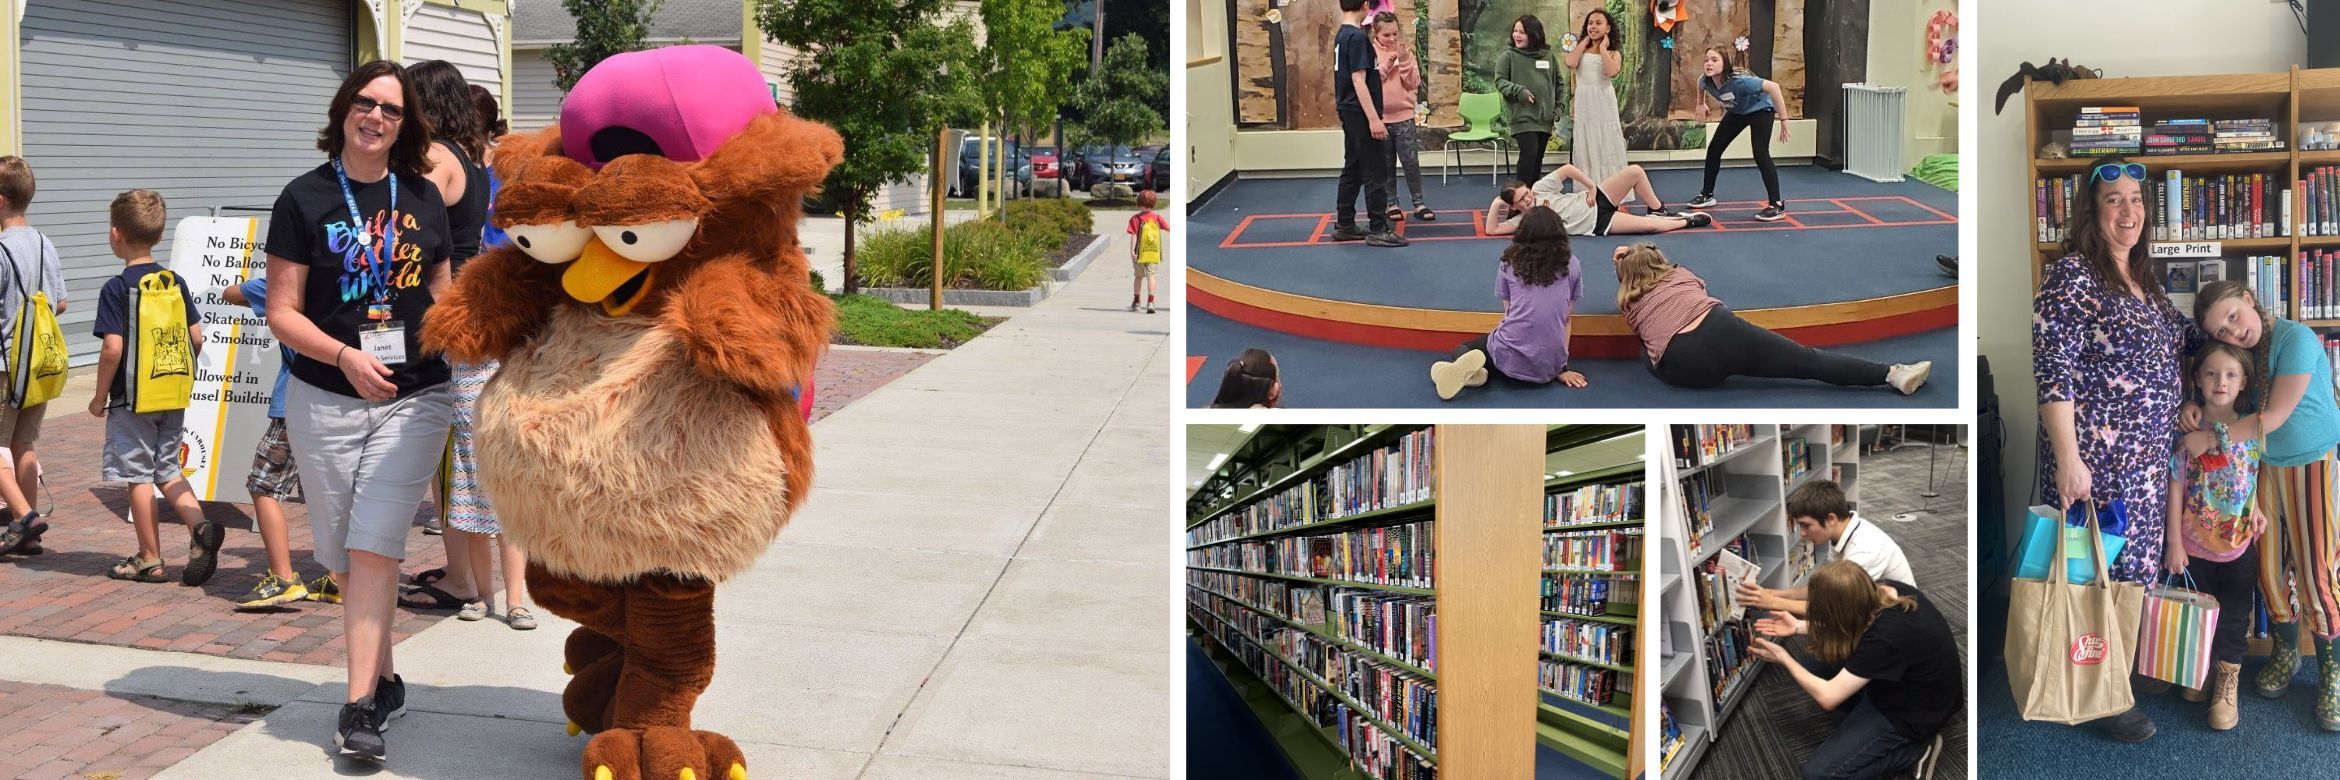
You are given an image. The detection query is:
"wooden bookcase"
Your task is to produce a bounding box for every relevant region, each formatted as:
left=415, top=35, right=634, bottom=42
left=1185, top=424, right=1542, bottom=780
left=1654, top=424, right=1864, bottom=780
left=2021, top=66, right=2340, bottom=333
left=1535, top=424, right=1647, bottom=779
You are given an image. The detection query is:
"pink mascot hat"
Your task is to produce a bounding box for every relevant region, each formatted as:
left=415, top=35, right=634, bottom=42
left=559, top=44, right=777, bottom=170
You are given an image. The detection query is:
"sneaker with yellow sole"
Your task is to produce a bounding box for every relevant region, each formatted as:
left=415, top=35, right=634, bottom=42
left=235, top=573, right=309, bottom=611
left=305, top=575, right=342, bottom=604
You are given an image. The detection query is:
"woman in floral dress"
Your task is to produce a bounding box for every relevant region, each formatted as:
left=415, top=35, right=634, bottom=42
left=2032, top=157, right=2198, bottom=743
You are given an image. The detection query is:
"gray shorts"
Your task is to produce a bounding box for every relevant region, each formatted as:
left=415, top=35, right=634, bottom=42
left=102, top=408, right=185, bottom=484
left=284, top=377, right=454, bottom=573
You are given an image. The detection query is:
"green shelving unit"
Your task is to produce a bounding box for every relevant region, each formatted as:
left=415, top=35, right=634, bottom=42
left=1534, top=425, right=1644, bottom=780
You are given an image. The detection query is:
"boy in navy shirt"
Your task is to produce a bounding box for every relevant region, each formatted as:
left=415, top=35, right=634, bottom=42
left=1331, top=0, right=1405, bottom=247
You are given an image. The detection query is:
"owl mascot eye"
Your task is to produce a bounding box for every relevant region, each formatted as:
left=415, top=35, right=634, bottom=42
left=419, top=45, right=842, bottom=780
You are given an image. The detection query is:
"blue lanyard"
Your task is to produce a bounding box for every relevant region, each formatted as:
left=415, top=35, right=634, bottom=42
left=331, top=158, right=396, bottom=307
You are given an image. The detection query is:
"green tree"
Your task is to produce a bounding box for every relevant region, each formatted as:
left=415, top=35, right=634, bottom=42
left=760, top=0, right=982, bottom=294
left=1067, top=34, right=1165, bottom=157
left=545, top=0, right=665, bottom=92
left=981, top=0, right=1087, bottom=211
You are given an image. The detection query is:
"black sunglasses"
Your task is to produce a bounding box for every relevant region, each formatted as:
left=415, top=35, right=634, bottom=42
left=350, top=95, right=405, bottom=122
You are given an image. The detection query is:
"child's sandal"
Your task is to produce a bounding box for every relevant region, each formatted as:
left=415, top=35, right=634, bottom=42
left=107, top=555, right=167, bottom=583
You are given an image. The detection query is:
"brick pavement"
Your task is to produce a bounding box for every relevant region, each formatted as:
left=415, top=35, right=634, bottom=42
left=0, top=679, right=256, bottom=780
left=0, top=347, right=929, bottom=665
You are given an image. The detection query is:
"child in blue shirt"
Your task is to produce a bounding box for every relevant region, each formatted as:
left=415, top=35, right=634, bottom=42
left=221, top=277, right=322, bottom=609
left=1688, top=45, right=1790, bottom=222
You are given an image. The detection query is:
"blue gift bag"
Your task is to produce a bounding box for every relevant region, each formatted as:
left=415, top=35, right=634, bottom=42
left=2017, top=501, right=2130, bottom=585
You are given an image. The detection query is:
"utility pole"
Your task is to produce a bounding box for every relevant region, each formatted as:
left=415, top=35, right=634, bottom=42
left=1089, top=0, right=1104, bottom=75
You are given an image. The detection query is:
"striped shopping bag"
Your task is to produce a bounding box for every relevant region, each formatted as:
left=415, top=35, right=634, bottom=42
left=2135, top=573, right=2219, bottom=690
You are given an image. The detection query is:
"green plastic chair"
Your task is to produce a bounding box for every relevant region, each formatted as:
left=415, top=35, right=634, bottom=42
left=1444, top=91, right=1510, bottom=186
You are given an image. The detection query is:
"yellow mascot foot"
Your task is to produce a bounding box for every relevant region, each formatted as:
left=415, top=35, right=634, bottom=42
left=581, top=726, right=748, bottom=780
left=568, top=720, right=582, bottom=736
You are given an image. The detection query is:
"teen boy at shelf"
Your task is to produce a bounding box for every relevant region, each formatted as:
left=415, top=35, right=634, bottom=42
left=1735, top=479, right=1914, bottom=617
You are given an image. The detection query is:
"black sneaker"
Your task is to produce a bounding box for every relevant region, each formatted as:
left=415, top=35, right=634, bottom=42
left=336, top=698, right=387, bottom=761
left=1328, top=223, right=1371, bottom=242
left=375, top=675, right=407, bottom=729
left=1755, top=202, right=1788, bottom=222
left=1366, top=230, right=1409, bottom=248
left=1646, top=204, right=1681, bottom=218
left=1685, top=193, right=1717, bottom=209
left=2100, top=707, right=2156, bottom=743
left=1684, top=212, right=1714, bottom=229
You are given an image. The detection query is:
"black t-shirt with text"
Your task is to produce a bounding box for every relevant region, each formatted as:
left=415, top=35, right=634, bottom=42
left=91, top=263, right=198, bottom=406
left=1333, top=23, right=1382, bottom=116
left=265, top=162, right=452, bottom=399
left=1844, top=580, right=1964, bottom=740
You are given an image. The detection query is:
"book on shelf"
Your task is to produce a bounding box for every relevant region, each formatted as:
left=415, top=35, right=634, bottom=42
left=1672, top=425, right=1755, bottom=469
left=1660, top=704, right=1685, bottom=771
left=1717, top=547, right=1762, bottom=622
left=1539, top=657, right=1617, bottom=706
left=1545, top=527, right=1645, bottom=572
left=2038, top=169, right=2290, bottom=245
left=1186, top=428, right=1438, bottom=548
left=1542, top=616, right=1634, bottom=666
left=1692, top=536, right=1755, bottom=635
left=1542, top=573, right=1628, bottom=616
left=2070, top=107, right=2141, bottom=156
left=1547, top=481, right=1646, bottom=528
left=1677, top=470, right=1720, bottom=559
left=1329, top=588, right=1438, bottom=672
left=1186, top=519, right=1436, bottom=589
left=2247, top=255, right=2293, bottom=314
left=1785, top=439, right=1816, bottom=483
left=1704, top=620, right=1756, bottom=712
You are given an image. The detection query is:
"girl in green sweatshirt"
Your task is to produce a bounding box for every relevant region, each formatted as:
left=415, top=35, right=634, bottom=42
left=1494, top=14, right=1562, bottom=186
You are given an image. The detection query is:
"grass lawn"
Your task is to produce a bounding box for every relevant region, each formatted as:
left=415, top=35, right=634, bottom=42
left=831, top=293, right=1001, bottom=350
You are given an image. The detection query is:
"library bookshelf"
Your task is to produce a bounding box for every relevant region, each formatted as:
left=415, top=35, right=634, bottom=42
left=1185, top=424, right=1542, bottom=780
left=1655, top=424, right=1863, bottom=780
left=1536, top=424, right=1648, bottom=779
left=2022, top=67, right=2340, bottom=335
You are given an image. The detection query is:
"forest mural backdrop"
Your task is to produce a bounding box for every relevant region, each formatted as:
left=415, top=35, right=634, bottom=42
left=1232, top=0, right=1811, bottom=152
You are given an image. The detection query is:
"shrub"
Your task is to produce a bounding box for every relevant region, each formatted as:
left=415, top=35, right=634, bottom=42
left=853, top=220, right=1050, bottom=291
left=1002, top=197, right=1094, bottom=247
left=809, top=269, right=827, bottom=293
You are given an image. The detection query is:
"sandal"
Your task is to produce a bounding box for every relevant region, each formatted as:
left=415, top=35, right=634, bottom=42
left=398, top=584, right=475, bottom=611
left=507, top=606, right=538, bottom=631
left=1414, top=207, right=1436, bottom=221
left=0, top=514, right=46, bottom=555
left=406, top=567, right=447, bottom=587
left=107, top=555, right=167, bottom=583
left=1386, top=206, right=1406, bottom=222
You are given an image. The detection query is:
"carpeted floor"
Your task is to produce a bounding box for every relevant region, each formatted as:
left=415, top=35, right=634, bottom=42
left=1185, top=308, right=1957, bottom=408
left=1690, top=433, right=1971, bottom=780
left=1186, top=638, right=1307, bottom=780
left=1190, top=167, right=1956, bottom=315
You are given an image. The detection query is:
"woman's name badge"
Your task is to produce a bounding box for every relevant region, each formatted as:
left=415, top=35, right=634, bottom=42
left=1536, top=60, right=1550, bottom=69
left=362, top=321, right=406, bottom=365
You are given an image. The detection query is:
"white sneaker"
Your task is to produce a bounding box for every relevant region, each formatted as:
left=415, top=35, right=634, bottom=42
left=1431, top=350, right=1487, bottom=400
left=1887, top=361, right=1932, bottom=395
left=1911, top=732, right=1945, bottom=779
left=1466, top=368, right=1488, bottom=387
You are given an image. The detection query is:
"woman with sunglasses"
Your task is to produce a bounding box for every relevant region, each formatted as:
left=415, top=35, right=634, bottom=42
left=2184, top=278, right=2340, bottom=726
left=262, top=60, right=456, bottom=763
left=2032, top=156, right=2199, bottom=743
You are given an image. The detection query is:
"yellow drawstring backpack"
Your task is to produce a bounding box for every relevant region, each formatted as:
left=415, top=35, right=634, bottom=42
left=0, top=240, right=66, bottom=408
left=124, top=269, right=193, bottom=413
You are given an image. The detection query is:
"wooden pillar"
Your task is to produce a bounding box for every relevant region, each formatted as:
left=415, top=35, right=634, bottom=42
left=1425, top=0, right=1462, bottom=128
left=1432, top=425, right=1541, bottom=779
left=0, top=0, right=21, bottom=155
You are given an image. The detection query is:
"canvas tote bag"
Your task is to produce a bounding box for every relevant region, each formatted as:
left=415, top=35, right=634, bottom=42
left=2005, top=504, right=2146, bottom=723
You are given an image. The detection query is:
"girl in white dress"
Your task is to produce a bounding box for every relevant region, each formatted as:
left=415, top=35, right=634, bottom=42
left=1567, top=10, right=1628, bottom=189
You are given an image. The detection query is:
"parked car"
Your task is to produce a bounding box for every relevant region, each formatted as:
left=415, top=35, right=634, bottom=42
left=1065, top=144, right=1144, bottom=191
left=1144, top=146, right=1172, bottom=192
left=953, top=137, right=1032, bottom=197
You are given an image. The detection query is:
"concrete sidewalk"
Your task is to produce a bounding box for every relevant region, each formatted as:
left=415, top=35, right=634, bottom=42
left=134, top=210, right=1172, bottom=778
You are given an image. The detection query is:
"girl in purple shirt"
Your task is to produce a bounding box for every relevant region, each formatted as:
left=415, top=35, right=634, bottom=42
left=1431, top=205, right=1587, bottom=400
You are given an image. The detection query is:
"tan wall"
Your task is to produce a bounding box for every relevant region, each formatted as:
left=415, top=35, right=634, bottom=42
left=1866, top=0, right=1961, bottom=170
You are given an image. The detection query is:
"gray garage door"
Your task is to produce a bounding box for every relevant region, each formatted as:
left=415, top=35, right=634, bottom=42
left=20, top=0, right=350, bottom=361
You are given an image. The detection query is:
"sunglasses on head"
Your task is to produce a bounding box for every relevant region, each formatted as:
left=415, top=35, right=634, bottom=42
left=2092, top=162, right=2147, bottom=184
left=350, top=95, right=405, bottom=122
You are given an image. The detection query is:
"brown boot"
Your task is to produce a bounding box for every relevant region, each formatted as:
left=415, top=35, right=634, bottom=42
left=2211, top=660, right=2242, bottom=730
left=2182, top=684, right=2206, bottom=703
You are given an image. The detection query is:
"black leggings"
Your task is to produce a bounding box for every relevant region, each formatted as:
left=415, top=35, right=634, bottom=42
left=1700, top=109, right=1782, bottom=204
left=1515, top=131, right=1549, bottom=187
left=1651, top=307, right=1887, bottom=388
left=2189, top=544, right=2261, bottom=664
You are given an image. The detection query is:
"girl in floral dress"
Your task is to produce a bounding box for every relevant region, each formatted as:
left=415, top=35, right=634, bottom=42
left=2032, top=157, right=2198, bottom=742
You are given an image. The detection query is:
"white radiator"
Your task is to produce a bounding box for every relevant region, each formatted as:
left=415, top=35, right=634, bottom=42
left=1842, top=83, right=1908, bottom=183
